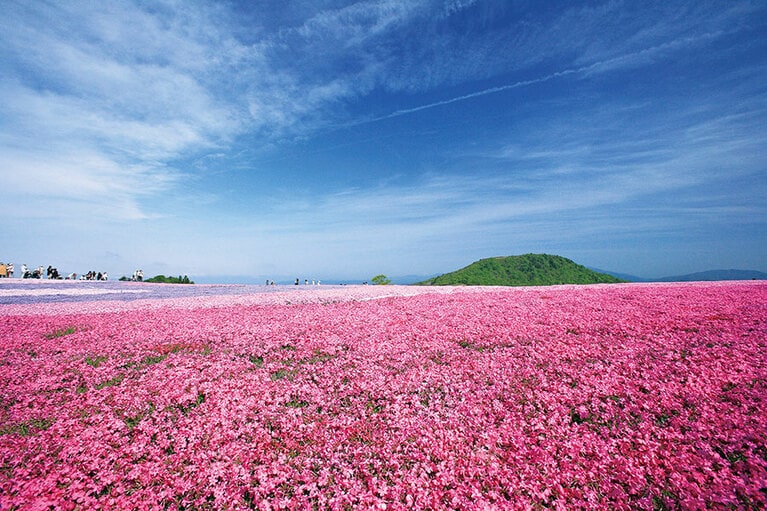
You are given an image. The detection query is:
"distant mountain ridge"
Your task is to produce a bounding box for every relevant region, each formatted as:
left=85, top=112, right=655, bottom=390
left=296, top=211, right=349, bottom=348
left=654, top=269, right=767, bottom=282
left=593, top=268, right=767, bottom=282
left=417, top=254, right=624, bottom=286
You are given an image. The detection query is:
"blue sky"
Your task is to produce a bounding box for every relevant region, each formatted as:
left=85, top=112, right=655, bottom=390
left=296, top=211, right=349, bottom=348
left=1, top=0, right=765, bottom=282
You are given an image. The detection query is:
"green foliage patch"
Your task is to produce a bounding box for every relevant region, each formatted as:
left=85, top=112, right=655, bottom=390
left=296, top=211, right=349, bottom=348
left=95, top=374, right=125, bottom=390
left=85, top=355, right=108, bottom=368
left=0, top=417, right=56, bottom=436
left=44, top=326, right=78, bottom=339
left=141, top=354, right=168, bottom=366
left=371, top=274, right=391, bottom=285
left=176, top=392, right=205, bottom=415
left=144, top=275, right=194, bottom=284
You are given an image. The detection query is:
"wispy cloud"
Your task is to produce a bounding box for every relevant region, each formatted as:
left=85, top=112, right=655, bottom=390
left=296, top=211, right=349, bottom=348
left=358, top=28, right=733, bottom=124
left=0, top=1, right=246, bottom=220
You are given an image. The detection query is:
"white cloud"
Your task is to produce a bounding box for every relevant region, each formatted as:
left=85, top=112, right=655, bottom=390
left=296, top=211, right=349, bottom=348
left=0, top=1, right=247, bottom=221
left=296, top=0, right=424, bottom=43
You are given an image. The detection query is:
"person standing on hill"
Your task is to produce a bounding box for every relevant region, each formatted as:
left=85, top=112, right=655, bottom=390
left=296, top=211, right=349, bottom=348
left=7, top=262, right=13, bottom=278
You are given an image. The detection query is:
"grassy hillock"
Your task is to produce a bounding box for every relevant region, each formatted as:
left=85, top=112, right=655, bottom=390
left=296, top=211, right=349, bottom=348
left=418, top=254, right=625, bottom=286
left=144, top=275, right=194, bottom=284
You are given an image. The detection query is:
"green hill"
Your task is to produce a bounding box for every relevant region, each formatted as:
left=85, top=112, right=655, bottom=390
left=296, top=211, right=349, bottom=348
left=144, top=274, right=194, bottom=284
left=417, top=254, right=625, bottom=286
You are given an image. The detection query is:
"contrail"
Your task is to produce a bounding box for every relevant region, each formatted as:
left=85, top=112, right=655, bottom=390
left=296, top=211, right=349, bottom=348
left=360, top=31, right=721, bottom=124
left=370, top=67, right=581, bottom=122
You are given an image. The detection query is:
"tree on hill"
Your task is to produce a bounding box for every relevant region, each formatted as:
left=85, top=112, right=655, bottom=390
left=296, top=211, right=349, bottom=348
left=371, top=274, right=391, bottom=285
left=417, top=254, right=624, bottom=287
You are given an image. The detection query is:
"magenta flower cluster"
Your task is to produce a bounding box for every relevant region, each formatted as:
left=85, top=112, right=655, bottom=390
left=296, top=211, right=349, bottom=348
left=1, top=282, right=765, bottom=509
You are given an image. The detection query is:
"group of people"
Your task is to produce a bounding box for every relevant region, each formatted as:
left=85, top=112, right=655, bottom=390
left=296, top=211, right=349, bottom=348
left=81, top=270, right=109, bottom=281
left=0, top=261, right=109, bottom=280
left=0, top=262, right=14, bottom=278
left=293, top=278, right=322, bottom=285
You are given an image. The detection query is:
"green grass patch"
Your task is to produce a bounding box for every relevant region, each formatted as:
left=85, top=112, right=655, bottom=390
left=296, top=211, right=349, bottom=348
left=285, top=397, right=309, bottom=408
left=141, top=354, right=168, bottom=366
left=123, top=403, right=155, bottom=430
left=44, top=326, right=78, bottom=339
left=177, top=392, right=205, bottom=415
left=366, top=398, right=384, bottom=414
left=95, top=374, right=125, bottom=390
left=0, top=417, right=55, bottom=436
left=714, top=446, right=748, bottom=465
left=303, top=350, right=336, bottom=364
left=270, top=368, right=298, bottom=381
left=85, top=355, right=108, bottom=368
left=457, top=339, right=484, bottom=352
left=654, top=410, right=679, bottom=427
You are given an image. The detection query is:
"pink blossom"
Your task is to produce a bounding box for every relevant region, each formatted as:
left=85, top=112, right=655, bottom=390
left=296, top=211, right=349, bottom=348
left=0, top=281, right=765, bottom=509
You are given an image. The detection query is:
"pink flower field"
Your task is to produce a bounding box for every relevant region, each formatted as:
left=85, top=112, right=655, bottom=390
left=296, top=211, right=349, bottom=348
left=1, top=281, right=765, bottom=510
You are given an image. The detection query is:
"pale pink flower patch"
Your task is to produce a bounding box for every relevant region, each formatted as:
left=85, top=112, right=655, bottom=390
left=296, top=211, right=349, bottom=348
left=0, top=282, right=765, bottom=509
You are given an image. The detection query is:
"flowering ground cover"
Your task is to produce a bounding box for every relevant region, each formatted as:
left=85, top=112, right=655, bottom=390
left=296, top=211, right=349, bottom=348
left=0, top=280, right=395, bottom=307
left=1, top=281, right=765, bottom=509
left=0, top=280, right=465, bottom=313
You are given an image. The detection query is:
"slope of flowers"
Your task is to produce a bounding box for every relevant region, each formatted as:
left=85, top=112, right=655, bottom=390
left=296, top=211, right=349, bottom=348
left=0, top=281, right=474, bottom=315
left=1, top=282, right=765, bottom=509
